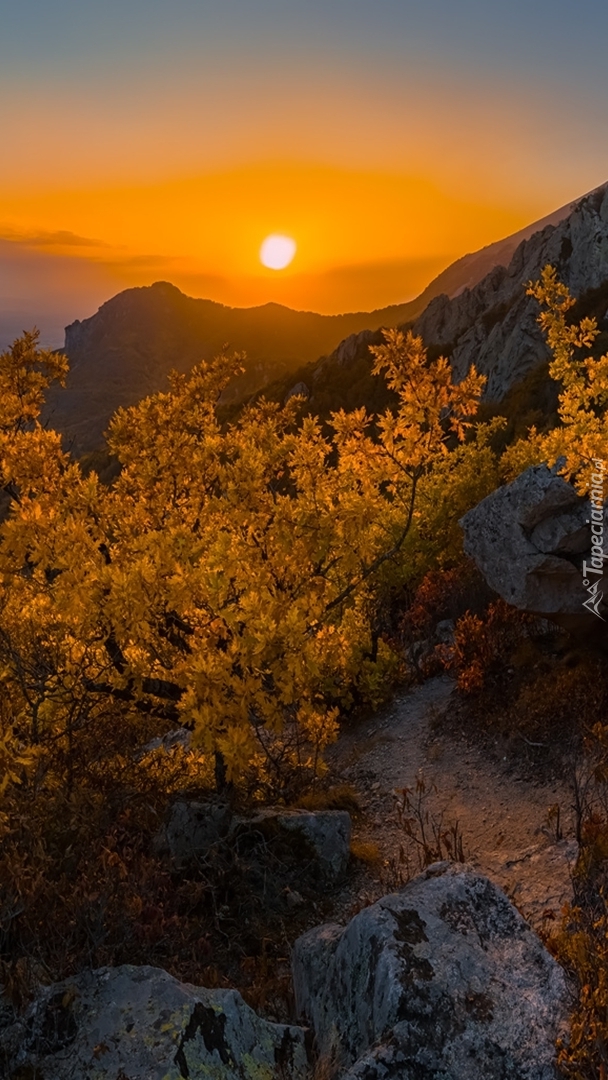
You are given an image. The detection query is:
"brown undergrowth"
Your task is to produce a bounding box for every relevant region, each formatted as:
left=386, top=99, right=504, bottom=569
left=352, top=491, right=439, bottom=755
left=0, top=707, right=360, bottom=1027
left=396, top=562, right=492, bottom=653
left=0, top=793, right=345, bottom=1025
left=546, top=721, right=608, bottom=1078
left=430, top=598, right=608, bottom=780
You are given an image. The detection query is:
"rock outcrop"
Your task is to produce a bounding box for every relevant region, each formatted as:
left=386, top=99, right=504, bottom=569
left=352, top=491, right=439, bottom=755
left=460, top=463, right=608, bottom=624
left=293, top=863, right=569, bottom=1080
left=284, top=380, right=310, bottom=403
left=413, top=183, right=608, bottom=401
left=156, top=801, right=351, bottom=882
left=331, top=329, right=381, bottom=368
left=0, top=965, right=310, bottom=1080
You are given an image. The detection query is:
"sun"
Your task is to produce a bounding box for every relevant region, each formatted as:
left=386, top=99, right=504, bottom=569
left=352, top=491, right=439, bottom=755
left=260, top=234, right=296, bottom=270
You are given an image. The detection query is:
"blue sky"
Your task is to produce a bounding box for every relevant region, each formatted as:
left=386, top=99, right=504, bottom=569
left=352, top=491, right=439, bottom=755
left=2, top=0, right=607, bottom=194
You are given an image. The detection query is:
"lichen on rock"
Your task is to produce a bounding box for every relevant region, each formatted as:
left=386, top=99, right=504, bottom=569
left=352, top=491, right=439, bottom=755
left=293, top=863, right=569, bottom=1079
left=1, top=965, right=311, bottom=1080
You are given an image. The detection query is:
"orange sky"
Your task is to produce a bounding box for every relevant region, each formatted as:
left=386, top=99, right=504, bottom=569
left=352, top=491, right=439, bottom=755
left=2, top=0, right=607, bottom=340
left=0, top=165, right=543, bottom=316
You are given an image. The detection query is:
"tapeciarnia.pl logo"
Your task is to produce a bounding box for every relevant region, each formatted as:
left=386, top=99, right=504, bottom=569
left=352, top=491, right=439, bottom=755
left=582, top=458, right=606, bottom=620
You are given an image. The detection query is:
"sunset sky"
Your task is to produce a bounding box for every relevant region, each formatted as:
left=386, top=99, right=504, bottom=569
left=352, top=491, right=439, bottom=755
left=2, top=0, right=608, bottom=345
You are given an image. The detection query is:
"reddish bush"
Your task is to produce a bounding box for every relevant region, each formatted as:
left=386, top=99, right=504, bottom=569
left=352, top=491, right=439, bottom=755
left=440, top=600, right=534, bottom=693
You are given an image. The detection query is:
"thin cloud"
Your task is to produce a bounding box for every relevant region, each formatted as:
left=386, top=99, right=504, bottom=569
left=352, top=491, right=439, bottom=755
left=0, top=227, right=107, bottom=248
left=97, top=253, right=178, bottom=270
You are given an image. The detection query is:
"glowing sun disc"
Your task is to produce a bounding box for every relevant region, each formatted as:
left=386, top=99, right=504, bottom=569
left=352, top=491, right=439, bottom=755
left=260, top=234, right=296, bottom=270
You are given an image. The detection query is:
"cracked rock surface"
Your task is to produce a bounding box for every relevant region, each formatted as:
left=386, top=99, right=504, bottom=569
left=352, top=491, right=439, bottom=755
left=0, top=964, right=310, bottom=1080
left=293, top=864, right=570, bottom=1080
left=460, top=463, right=608, bottom=622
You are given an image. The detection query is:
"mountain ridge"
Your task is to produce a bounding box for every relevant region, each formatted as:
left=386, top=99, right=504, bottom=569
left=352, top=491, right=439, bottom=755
left=45, top=185, right=602, bottom=452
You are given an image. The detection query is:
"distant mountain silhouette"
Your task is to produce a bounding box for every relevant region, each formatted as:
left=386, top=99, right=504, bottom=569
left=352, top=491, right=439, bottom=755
left=45, top=191, right=582, bottom=452
left=46, top=284, right=416, bottom=452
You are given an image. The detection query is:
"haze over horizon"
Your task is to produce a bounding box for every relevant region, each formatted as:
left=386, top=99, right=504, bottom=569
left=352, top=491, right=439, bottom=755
left=2, top=0, right=608, bottom=346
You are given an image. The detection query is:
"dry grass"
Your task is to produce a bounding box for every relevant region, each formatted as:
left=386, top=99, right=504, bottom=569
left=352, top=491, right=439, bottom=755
left=295, top=783, right=361, bottom=816
left=349, top=839, right=382, bottom=865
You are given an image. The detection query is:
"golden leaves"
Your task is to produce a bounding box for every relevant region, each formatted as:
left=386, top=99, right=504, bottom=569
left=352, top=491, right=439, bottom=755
left=0, top=329, right=68, bottom=438
left=0, top=327, right=489, bottom=792
left=370, top=329, right=485, bottom=476
left=526, top=265, right=608, bottom=491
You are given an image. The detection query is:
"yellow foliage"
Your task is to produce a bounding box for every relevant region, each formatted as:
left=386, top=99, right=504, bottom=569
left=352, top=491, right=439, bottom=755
left=526, top=266, right=608, bottom=491
left=0, top=329, right=68, bottom=437
left=0, top=329, right=488, bottom=796
left=500, top=427, right=546, bottom=483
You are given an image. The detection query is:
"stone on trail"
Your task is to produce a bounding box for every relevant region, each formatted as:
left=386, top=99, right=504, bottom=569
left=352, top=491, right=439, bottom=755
left=293, top=863, right=569, bottom=1079
left=158, top=800, right=352, bottom=882
left=237, top=808, right=352, bottom=882
left=156, top=797, right=233, bottom=861
left=1, top=964, right=310, bottom=1080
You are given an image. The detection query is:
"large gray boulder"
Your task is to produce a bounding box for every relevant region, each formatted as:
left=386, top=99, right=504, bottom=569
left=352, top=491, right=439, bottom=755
left=460, top=463, right=607, bottom=621
left=293, top=863, right=569, bottom=1079
left=0, top=965, right=310, bottom=1080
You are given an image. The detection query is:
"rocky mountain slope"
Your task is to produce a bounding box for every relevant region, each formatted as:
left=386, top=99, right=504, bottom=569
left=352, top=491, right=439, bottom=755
left=415, top=182, right=608, bottom=400
left=42, top=185, right=600, bottom=452
left=288, top=182, right=608, bottom=418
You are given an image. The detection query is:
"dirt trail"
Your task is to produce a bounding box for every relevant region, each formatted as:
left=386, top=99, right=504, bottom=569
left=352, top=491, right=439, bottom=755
left=331, top=676, right=578, bottom=928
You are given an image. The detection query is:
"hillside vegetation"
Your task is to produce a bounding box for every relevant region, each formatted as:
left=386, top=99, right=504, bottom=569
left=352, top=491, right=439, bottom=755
left=1, top=269, right=608, bottom=1075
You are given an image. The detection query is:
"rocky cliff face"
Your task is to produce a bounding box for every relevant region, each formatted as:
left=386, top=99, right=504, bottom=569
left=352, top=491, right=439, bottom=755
left=292, top=184, right=608, bottom=417
left=412, top=183, right=608, bottom=400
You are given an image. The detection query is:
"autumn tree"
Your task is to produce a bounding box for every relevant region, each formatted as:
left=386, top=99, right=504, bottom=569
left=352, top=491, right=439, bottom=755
left=520, top=268, right=608, bottom=1080
left=0, top=327, right=488, bottom=797
left=502, top=265, right=608, bottom=489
